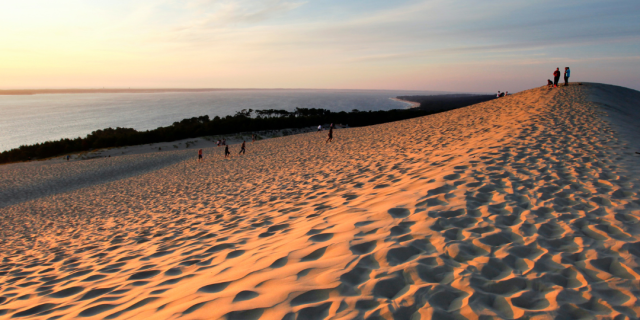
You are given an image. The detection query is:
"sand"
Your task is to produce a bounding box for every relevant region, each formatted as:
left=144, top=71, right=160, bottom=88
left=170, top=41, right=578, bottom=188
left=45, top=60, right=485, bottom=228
left=0, top=127, right=330, bottom=208
left=1, top=83, right=640, bottom=320
left=390, top=98, right=420, bottom=108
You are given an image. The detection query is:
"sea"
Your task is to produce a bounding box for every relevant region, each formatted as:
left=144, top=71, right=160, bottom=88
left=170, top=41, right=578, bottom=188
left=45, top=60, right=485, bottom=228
left=0, top=89, right=438, bottom=152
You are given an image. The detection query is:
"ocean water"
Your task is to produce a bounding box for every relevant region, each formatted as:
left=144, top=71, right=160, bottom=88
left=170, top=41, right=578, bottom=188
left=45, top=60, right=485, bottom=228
left=0, top=89, right=436, bottom=152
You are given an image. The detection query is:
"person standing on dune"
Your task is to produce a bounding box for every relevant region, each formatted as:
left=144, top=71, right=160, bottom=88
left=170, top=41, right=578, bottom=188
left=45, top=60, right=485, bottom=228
left=326, top=126, right=333, bottom=143
left=225, top=145, right=230, bottom=158
left=553, top=68, right=561, bottom=87
left=239, top=141, right=246, bottom=155
left=564, top=67, right=570, bottom=86
left=198, top=149, right=203, bottom=162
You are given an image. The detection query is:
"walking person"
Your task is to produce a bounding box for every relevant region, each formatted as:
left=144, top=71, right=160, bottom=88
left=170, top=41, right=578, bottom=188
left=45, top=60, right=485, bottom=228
left=326, top=126, right=333, bottom=143
left=198, top=149, right=203, bottom=162
left=224, top=145, right=230, bottom=158
left=239, top=141, right=246, bottom=155
left=553, top=68, right=561, bottom=87
left=564, top=67, right=570, bottom=86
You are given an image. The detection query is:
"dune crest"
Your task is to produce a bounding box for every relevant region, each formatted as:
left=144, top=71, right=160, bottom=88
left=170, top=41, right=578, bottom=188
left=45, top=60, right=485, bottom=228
left=1, top=83, right=639, bottom=319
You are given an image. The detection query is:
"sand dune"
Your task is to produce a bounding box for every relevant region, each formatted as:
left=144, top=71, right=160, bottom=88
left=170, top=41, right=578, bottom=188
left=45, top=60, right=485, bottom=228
left=1, top=83, right=639, bottom=320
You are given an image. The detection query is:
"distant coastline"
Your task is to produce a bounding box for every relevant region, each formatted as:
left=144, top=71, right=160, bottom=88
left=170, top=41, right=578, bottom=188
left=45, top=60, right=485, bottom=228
left=390, top=98, right=420, bottom=108
left=0, top=94, right=496, bottom=164
left=397, top=94, right=496, bottom=111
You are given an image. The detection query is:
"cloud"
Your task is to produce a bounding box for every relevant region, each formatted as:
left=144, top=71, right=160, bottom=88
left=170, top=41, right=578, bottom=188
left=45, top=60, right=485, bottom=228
left=2, top=0, right=640, bottom=90
left=173, top=0, right=305, bottom=31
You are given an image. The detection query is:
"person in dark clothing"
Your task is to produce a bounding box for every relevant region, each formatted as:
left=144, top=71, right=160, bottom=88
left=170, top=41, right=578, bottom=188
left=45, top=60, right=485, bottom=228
left=326, top=127, right=333, bottom=143
left=564, top=67, right=570, bottom=86
left=239, top=141, right=246, bottom=155
left=547, top=79, right=553, bottom=88
left=224, top=145, right=230, bottom=158
left=553, top=68, right=561, bottom=87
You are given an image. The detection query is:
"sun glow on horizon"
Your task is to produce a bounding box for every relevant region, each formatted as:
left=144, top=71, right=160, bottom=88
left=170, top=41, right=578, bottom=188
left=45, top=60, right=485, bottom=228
left=2, top=0, right=640, bottom=92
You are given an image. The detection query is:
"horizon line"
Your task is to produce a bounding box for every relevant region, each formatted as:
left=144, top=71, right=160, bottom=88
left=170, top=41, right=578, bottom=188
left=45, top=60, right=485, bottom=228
left=0, top=87, right=489, bottom=96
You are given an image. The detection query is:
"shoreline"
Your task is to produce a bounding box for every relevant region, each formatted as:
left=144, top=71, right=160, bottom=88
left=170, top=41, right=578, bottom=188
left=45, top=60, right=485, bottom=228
left=1, top=94, right=485, bottom=157
left=390, top=97, right=421, bottom=108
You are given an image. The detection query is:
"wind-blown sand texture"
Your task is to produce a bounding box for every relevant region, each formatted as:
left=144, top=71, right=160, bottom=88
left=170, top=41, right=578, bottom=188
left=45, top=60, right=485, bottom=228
left=1, top=83, right=640, bottom=320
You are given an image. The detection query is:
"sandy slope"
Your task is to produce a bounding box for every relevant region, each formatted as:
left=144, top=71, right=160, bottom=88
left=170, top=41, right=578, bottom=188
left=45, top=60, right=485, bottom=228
left=1, top=83, right=640, bottom=320
left=0, top=127, right=328, bottom=208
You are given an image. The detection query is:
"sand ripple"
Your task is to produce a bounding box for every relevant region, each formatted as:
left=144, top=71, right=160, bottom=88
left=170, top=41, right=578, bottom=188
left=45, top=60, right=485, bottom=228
left=1, top=83, right=640, bottom=319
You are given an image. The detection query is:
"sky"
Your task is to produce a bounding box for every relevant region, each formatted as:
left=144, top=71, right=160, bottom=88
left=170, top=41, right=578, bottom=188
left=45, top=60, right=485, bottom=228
left=1, top=0, right=639, bottom=92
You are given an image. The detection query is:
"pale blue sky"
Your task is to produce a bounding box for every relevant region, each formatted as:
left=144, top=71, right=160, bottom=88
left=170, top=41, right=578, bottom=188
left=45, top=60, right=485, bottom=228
left=1, top=0, right=639, bottom=91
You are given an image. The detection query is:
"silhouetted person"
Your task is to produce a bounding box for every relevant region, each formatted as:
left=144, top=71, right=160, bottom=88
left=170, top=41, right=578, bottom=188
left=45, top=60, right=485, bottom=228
left=326, top=127, right=333, bottom=143
left=564, top=67, right=570, bottom=86
left=553, top=68, right=560, bottom=87
left=225, top=145, right=230, bottom=158
left=198, top=149, right=203, bottom=162
left=239, top=141, right=246, bottom=155
left=547, top=79, right=553, bottom=88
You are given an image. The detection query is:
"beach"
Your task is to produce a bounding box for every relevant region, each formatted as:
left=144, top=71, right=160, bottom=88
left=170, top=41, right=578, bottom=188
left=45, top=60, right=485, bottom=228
left=1, top=83, right=639, bottom=319
left=390, top=98, right=420, bottom=108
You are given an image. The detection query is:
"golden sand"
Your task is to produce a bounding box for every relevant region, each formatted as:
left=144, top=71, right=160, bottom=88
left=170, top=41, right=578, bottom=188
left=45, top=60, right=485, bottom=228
left=1, top=83, right=640, bottom=319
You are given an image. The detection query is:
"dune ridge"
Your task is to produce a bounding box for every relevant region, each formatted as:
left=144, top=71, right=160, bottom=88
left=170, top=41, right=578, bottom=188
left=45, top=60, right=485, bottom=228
left=1, top=83, right=639, bottom=319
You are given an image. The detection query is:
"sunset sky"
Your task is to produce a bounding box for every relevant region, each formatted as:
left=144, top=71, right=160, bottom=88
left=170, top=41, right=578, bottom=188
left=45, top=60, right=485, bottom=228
left=2, top=0, right=639, bottom=92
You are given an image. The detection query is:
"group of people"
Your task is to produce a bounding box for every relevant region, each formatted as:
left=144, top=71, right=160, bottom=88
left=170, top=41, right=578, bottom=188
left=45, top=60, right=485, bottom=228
left=198, top=140, right=248, bottom=162
left=548, top=67, right=571, bottom=88
left=496, top=91, right=509, bottom=97
left=198, top=124, right=335, bottom=162
left=222, top=141, right=246, bottom=158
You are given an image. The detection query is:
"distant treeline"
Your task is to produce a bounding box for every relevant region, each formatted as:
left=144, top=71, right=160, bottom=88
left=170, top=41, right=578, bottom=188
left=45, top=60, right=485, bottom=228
left=0, top=94, right=492, bottom=164
left=399, top=94, right=496, bottom=111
